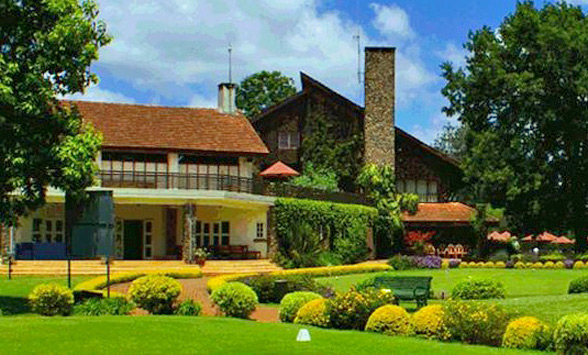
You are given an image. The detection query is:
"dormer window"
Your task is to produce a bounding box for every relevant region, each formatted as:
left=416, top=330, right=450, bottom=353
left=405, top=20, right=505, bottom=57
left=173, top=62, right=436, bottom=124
left=278, top=131, right=300, bottom=150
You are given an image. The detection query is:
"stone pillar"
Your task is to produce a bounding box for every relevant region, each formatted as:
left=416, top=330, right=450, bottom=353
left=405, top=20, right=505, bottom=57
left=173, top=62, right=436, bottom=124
left=364, top=47, right=396, bottom=169
left=266, top=206, right=278, bottom=259
left=182, top=204, right=196, bottom=263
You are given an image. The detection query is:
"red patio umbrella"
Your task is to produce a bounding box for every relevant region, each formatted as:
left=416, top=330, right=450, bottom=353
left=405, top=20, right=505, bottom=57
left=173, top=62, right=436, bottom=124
left=521, top=235, right=534, bottom=242
left=259, top=161, right=300, bottom=179
left=536, top=232, right=558, bottom=242
left=487, top=231, right=511, bottom=242
left=551, top=236, right=575, bottom=245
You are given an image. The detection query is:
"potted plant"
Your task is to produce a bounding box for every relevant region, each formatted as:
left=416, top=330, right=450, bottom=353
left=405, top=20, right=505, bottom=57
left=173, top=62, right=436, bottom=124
left=193, top=248, right=209, bottom=266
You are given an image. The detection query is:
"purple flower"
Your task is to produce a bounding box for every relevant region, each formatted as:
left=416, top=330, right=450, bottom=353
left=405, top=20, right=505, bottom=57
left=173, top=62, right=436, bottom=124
left=564, top=259, right=574, bottom=269
left=449, top=259, right=461, bottom=268
left=410, top=255, right=442, bottom=269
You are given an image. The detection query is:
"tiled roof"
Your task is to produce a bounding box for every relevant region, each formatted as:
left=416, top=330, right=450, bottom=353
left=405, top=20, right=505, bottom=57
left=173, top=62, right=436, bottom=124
left=64, top=101, right=269, bottom=155
left=402, top=202, right=499, bottom=224
left=260, top=161, right=300, bottom=177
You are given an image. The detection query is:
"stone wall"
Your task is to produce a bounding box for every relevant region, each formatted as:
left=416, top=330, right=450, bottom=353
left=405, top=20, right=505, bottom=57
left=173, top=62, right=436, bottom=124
left=364, top=47, right=395, bottom=168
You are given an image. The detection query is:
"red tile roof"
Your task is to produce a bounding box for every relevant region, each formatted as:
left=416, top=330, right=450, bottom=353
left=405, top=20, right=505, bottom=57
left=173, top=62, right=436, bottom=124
left=260, top=161, right=300, bottom=177
left=402, top=202, right=499, bottom=224
left=64, top=101, right=269, bottom=155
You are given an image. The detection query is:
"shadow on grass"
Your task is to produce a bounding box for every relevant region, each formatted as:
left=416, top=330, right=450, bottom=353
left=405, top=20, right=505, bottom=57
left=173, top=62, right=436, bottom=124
left=0, top=296, right=30, bottom=315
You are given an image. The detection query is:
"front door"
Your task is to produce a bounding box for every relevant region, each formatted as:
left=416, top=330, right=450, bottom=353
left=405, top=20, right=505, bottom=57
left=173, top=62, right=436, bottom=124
left=123, top=220, right=143, bottom=260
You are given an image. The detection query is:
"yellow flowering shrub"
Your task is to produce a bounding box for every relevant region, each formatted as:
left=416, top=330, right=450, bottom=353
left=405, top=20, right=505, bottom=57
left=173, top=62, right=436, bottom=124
left=459, top=262, right=468, bottom=268
left=128, top=275, right=182, bottom=314
left=555, top=261, right=566, bottom=269
left=411, top=305, right=450, bottom=340
left=503, top=316, right=550, bottom=350
left=573, top=261, right=585, bottom=269
left=468, top=261, right=477, bottom=268
left=514, top=261, right=526, bottom=269
left=365, top=305, right=411, bottom=336
left=441, top=260, right=450, bottom=269
left=476, top=262, right=485, bottom=268
left=484, top=261, right=495, bottom=268
left=29, top=283, right=74, bottom=316
left=495, top=261, right=506, bottom=268
left=532, top=262, right=544, bottom=269
left=543, top=261, right=555, bottom=269
left=525, top=262, right=534, bottom=268
left=294, top=298, right=330, bottom=327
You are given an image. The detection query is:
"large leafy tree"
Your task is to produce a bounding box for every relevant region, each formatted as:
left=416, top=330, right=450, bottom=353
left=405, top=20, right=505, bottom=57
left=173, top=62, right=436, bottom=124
left=236, top=70, right=296, bottom=119
left=433, top=123, right=468, bottom=161
left=0, top=0, right=111, bottom=225
left=442, top=1, right=588, bottom=251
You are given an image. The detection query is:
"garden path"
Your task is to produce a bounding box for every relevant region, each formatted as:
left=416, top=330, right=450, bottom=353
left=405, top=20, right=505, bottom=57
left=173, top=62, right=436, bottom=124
left=110, top=278, right=279, bottom=322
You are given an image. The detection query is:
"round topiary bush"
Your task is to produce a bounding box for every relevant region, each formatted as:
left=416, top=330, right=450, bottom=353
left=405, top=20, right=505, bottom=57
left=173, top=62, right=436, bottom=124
left=569, top=276, right=588, bottom=294
left=543, top=261, right=555, bottom=269
left=532, top=262, right=544, bottom=269
left=484, top=261, right=495, bottom=268
left=459, top=262, right=468, bottom=268
left=451, top=278, right=505, bottom=300
left=468, top=261, right=477, bottom=268
left=174, top=299, right=202, bottom=316
left=476, top=262, right=485, bottom=268
left=553, top=313, right=588, bottom=354
left=502, top=316, right=550, bottom=350
left=210, top=282, right=258, bottom=319
left=573, top=261, right=585, bottom=270
left=294, top=298, right=330, bottom=327
left=326, top=287, right=396, bottom=330
left=411, top=304, right=450, bottom=340
left=555, top=261, right=566, bottom=269
left=29, top=283, right=74, bottom=316
left=128, top=275, right=182, bottom=314
left=514, top=261, right=526, bottom=269
left=365, top=305, right=411, bottom=336
left=441, top=260, right=450, bottom=269
left=279, top=291, right=322, bottom=323
left=495, top=261, right=506, bottom=268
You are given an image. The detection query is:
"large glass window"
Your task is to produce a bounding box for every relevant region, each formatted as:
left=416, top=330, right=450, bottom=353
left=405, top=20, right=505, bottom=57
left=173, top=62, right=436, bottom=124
left=278, top=131, right=300, bottom=149
left=397, top=179, right=439, bottom=202
left=31, top=218, right=64, bottom=243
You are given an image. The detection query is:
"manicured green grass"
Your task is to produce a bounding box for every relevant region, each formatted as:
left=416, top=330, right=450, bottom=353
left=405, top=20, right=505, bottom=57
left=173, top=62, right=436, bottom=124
left=0, top=316, right=542, bottom=355
left=0, top=276, right=91, bottom=315
left=321, top=269, right=588, bottom=297
left=491, top=293, right=588, bottom=325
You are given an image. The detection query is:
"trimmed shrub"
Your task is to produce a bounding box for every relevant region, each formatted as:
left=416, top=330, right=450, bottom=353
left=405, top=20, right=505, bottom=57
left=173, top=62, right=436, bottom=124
left=388, top=255, right=414, bottom=270
left=279, top=291, right=322, bottom=323
left=569, top=276, right=588, bottom=294
left=543, top=261, right=555, bottom=269
left=573, top=261, right=585, bottom=270
left=411, top=304, right=450, bottom=340
left=443, top=301, right=516, bottom=346
left=539, top=252, right=565, bottom=262
left=553, top=313, right=588, bottom=354
left=441, top=260, right=450, bottom=269
left=555, top=261, right=566, bottom=269
left=294, top=298, right=330, bottom=327
left=525, top=262, right=534, bottom=268
left=451, top=278, right=505, bottom=300
left=484, top=261, right=495, bottom=268
left=459, top=262, right=468, bottom=268
left=495, top=261, right=506, bottom=268
left=503, top=316, right=550, bottom=350
left=174, top=299, right=202, bottom=316
left=210, top=282, right=258, bottom=319
left=514, top=261, right=526, bottom=269
left=128, top=275, right=182, bottom=314
left=468, top=261, right=477, bottom=268
left=476, top=261, right=485, bottom=268
left=29, top=284, right=74, bottom=316
left=243, top=274, right=331, bottom=303
left=74, top=297, right=134, bottom=316
left=532, top=262, right=544, bottom=269
left=365, top=305, right=411, bottom=336
left=327, top=287, right=396, bottom=330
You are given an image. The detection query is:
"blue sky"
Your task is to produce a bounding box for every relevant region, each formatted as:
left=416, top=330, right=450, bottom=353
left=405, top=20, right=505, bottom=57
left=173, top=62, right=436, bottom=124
left=70, top=0, right=588, bottom=143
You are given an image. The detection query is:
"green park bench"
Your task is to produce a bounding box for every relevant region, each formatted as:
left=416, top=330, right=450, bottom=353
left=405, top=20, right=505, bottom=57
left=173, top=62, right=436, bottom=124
left=373, top=276, right=432, bottom=308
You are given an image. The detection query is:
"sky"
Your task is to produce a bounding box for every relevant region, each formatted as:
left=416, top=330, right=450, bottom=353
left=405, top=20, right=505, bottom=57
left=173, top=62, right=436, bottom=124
left=68, top=0, right=588, bottom=144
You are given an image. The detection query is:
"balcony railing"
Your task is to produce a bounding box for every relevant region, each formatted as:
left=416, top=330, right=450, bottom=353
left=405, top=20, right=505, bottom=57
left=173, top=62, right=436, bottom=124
left=99, top=170, right=258, bottom=194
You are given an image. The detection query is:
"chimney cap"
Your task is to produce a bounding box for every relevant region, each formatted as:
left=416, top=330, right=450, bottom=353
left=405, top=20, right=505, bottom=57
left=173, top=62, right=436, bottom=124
left=365, top=46, right=396, bottom=52
left=218, top=82, right=237, bottom=88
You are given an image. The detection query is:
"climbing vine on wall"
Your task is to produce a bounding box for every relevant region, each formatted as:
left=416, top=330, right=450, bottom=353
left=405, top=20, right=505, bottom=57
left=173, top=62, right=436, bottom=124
left=273, top=198, right=378, bottom=268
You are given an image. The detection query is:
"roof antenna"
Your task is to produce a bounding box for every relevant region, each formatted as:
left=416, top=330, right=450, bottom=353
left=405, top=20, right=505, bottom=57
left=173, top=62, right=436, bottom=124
left=228, top=42, right=233, bottom=84
left=353, top=31, right=361, bottom=85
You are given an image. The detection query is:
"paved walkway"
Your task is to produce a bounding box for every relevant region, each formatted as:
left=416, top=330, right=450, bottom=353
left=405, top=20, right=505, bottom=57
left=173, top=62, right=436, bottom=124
left=110, top=277, right=279, bottom=322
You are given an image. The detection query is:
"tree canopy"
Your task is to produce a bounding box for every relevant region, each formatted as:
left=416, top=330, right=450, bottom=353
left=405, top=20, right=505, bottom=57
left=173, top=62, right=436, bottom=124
left=433, top=123, right=468, bottom=161
left=236, top=70, right=296, bottom=119
left=0, top=0, right=111, bottom=224
left=441, top=1, right=588, bottom=250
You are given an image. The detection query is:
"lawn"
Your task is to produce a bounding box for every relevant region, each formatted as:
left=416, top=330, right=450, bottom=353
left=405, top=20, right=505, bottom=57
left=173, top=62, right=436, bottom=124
left=319, top=269, right=588, bottom=324
left=0, top=316, right=543, bottom=355
left=0, top=276, right=91, bottom=315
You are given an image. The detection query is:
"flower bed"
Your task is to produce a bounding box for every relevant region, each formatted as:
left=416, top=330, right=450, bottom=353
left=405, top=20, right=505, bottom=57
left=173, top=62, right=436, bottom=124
left=206, top=264, right=392, bottom=293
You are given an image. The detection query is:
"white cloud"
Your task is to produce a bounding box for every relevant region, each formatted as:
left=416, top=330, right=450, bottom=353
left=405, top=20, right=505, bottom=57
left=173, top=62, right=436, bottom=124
left=370, top=3, right=414, bottom=40
left=436, top=42, right=467, bottom=69
left=410, top=111, right=458, bottom=145
left=65, top=85, right=135, bottom=103
left=188, top=93, right=216, bottom=108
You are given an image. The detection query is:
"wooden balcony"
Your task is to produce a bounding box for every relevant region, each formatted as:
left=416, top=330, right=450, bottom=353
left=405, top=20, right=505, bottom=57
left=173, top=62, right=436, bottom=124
left=99, top=170, right=260, bottom=194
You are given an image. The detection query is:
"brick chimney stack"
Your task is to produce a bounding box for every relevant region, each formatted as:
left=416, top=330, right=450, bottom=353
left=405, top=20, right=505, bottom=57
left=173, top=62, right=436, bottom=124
left=218, top=82, right=237, bottom=114
left=363, top=47, right=395, bottom=169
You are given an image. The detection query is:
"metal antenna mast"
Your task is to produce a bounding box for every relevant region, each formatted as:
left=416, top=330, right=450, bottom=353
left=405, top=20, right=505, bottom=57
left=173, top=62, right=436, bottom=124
left=228, top=42, right=233, bottom=83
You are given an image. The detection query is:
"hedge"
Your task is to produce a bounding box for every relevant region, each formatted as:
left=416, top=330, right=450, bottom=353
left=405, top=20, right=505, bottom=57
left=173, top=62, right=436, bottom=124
left=74, top=268, right=203, bottom=297
left=207, top=264, right=392, bottom=293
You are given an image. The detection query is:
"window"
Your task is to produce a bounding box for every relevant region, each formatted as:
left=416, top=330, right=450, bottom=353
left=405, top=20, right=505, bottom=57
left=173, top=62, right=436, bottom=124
left=397, top=179, right=439, bottom=202
left=194, top=221, right=230, bottom=247
left=256, top=223, right=264, bottom=240
left=278, top=131, right=300, bottom=150
left=221, top=222, right=230, bottom=246
left=143, top=220, right=153, bottom=259
left=31, top=218, right=64, bottom=243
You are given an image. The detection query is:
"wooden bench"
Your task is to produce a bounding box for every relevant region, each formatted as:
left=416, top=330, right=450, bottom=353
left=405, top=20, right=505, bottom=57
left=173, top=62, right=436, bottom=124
left=373, top=276, right=432, bottom=308
left=214, top=245, right=260, bottom=260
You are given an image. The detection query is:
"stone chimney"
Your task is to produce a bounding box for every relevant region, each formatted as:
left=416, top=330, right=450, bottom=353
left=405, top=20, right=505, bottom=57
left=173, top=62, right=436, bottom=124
left=218, top=82, right=237, bottom=114
left=364, top=47, right=395, bottom=169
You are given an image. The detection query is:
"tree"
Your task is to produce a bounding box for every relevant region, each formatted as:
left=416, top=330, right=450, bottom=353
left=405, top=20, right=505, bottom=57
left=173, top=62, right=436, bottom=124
left=433, top=123, right=468, bottom=161
left=441, top=1, right=588, bottom=251
left=0, top=0, right=111, bottom=225
left=236, top=70, right=296, bottom=119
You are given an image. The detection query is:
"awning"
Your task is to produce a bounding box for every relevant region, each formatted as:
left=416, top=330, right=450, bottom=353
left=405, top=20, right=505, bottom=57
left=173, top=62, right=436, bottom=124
left=259, top=161, right=300, bottom=178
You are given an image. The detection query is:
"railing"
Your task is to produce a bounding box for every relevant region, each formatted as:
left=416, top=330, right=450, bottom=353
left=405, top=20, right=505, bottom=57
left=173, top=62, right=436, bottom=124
left=99, top=170, right=259, bottom=194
